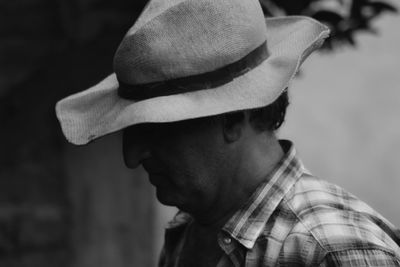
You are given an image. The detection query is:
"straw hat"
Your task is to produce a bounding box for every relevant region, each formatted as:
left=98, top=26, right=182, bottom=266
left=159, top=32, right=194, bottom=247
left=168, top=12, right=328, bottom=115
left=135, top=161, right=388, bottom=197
left=56, top=0, right=330, bottom=145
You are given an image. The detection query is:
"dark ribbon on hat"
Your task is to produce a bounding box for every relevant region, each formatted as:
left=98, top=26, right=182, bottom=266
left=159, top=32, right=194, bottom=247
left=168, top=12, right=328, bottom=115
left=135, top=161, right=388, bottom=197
left=117, top=41, right=268, bottom=101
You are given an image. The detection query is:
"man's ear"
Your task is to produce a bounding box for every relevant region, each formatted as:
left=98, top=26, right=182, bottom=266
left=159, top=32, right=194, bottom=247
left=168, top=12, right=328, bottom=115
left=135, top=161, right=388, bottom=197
left=222, top=111, right=246, bottom=143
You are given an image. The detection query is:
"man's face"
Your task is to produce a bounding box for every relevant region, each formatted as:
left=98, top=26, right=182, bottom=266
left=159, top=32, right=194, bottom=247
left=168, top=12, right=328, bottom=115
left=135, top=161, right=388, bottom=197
left=122, top=118, right=231, bottom=214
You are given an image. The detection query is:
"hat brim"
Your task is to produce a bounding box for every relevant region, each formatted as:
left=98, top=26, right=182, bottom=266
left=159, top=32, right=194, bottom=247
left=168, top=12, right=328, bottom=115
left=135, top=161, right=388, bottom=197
left=56, top=16, right=329, bottom=145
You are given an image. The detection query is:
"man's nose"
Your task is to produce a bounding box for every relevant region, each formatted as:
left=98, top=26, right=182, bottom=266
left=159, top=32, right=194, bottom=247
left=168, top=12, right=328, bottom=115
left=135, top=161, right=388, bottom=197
left=125, top=146, right=152, bottom=169
left=122, top=129, right=152, bottom=169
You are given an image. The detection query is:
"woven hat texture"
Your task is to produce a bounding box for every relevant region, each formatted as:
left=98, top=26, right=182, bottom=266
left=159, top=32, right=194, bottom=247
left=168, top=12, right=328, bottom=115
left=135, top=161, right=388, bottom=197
left=56, top=0, right=330, bottom=145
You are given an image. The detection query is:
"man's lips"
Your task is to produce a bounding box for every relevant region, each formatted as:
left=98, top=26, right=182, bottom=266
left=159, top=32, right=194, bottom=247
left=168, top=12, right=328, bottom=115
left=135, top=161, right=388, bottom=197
left=147, top=172, right=166, bottom=186
left=142, top=160, right=163, bottom=174
left=142, top=161, right=168, bottom=185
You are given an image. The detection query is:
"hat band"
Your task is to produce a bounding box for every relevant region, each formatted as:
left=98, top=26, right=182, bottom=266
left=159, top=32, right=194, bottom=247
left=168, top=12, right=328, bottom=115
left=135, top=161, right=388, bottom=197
left=117, top=41, right=268, bottom=101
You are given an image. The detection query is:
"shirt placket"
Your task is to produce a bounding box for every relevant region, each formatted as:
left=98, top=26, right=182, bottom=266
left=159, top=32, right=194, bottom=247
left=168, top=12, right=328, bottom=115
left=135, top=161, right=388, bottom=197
left=217, top=232, right=245, bottom=267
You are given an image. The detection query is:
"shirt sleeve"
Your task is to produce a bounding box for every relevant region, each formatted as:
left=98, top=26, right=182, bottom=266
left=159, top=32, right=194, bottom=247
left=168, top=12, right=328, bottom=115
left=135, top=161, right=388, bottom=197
left=319, top=249, right=400, bottom=266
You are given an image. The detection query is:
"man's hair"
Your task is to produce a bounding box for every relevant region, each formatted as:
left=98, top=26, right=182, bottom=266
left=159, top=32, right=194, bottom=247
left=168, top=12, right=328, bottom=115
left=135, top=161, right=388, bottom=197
left=225, top=89, right=289, bottom=132
left=172, top=89, right=289, bottom=133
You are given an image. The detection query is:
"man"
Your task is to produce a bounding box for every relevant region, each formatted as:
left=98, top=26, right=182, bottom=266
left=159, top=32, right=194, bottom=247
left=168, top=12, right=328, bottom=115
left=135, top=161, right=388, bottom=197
left=56, top=0, right=400, bottom=265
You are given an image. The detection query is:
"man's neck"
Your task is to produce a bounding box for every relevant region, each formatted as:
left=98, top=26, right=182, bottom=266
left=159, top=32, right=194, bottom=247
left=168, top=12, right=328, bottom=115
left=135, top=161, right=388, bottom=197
left=189, top=134, right=285, bottom=231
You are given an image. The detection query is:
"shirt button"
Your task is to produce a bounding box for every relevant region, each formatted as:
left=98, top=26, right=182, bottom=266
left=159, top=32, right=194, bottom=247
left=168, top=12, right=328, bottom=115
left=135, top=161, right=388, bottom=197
left=223, top=237, right=232, bottom=244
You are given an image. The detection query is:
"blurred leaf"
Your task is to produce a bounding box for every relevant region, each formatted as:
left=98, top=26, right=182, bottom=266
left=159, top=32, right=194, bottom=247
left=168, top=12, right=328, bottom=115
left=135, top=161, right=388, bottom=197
left=312, top=10, right=344, bottom=25
left=367, top=1, right=398, bottom=13
left=260, top=0, right=398, bottom=51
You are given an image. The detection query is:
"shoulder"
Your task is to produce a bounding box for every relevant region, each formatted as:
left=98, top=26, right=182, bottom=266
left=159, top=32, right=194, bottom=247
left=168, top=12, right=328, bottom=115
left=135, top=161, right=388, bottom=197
left=276, top=174, right=400, bottom=265
left=319, top=249, right=400, bottom=266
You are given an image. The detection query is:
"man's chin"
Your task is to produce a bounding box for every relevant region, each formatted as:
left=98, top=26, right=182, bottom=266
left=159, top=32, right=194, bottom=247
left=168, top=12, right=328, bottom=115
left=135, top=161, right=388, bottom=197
left=155, top=188, right=179, bottom=207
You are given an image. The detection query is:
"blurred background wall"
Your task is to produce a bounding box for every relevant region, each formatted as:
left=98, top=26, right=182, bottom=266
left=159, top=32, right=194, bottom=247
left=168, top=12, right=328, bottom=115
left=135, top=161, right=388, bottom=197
left=0, top=1, right=153, bottom=266
left=0, top=0, right=398, bottom=267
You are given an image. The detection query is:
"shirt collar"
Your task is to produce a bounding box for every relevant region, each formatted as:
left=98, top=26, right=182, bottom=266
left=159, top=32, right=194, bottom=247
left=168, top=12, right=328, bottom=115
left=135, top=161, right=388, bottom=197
left=166, top=140, right=308, bottom=249
left=222, top=140, right=308, bottom=249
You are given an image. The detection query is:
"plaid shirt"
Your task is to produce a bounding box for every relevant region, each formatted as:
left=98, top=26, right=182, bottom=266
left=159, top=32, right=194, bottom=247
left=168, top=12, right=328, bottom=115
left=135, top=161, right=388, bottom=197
left=159, top=140, right=400, bottom=266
